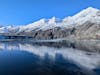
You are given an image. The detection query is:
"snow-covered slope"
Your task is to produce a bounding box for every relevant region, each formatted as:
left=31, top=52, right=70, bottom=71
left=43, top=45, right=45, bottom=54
left=0, top=7, right=100, bottom=34
left=63, top=7, right=100, bottom=26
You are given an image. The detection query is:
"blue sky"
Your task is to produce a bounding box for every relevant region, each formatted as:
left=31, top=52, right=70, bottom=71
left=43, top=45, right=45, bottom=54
left=0, top=0, right=100, bottom=26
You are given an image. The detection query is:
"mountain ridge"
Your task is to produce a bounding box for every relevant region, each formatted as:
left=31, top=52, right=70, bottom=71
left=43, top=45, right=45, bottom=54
left=0, top=7, right=100, bottom=40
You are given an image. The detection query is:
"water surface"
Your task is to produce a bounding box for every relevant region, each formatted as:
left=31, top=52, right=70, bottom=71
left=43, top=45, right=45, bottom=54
left=0, top=40, right=100, bottom=75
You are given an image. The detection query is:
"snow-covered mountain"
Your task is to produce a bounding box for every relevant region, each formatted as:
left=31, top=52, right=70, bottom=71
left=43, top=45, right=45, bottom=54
left=63, top=7, right=100, bottom=26
left=0, top=7, right=100, bottom=40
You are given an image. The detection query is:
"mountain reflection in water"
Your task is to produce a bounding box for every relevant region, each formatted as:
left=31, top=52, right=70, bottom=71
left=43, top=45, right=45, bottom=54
left=0, top=40, right=100, bottom=75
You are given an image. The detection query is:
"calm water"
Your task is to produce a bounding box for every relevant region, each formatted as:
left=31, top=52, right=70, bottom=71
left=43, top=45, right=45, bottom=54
left=0, top=40, right=100, bottom=75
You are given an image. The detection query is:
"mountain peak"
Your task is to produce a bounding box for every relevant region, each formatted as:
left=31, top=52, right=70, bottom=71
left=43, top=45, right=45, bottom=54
left=38, top=18, right=48, bottom=23
left=74, top=7, right=99, bottom=18
left=85, top=7, right=99, bottom=11
left=48, top=16, right=62, bottom=24
left=81, top=7, right=99, bottom=15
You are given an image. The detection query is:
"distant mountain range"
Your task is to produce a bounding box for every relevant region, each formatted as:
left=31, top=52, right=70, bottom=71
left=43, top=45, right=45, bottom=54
left=0, top=7, right=100, bottom=40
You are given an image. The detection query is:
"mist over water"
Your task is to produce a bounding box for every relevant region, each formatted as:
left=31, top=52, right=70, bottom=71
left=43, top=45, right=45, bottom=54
left=0, top=40, right=100, bottom=75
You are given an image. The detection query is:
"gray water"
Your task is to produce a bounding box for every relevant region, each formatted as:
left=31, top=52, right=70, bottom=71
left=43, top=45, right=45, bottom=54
left=0, top=40, right=100, bottom=75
